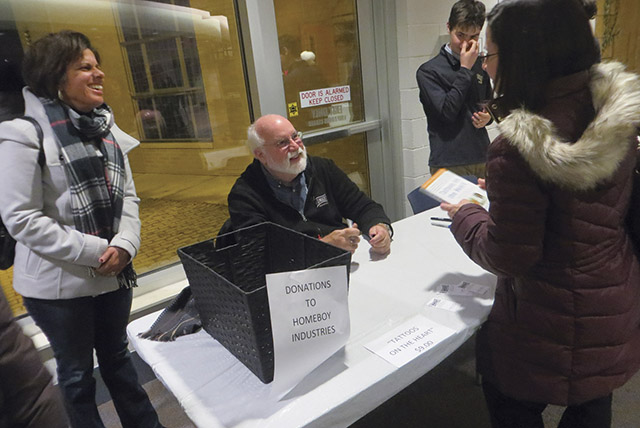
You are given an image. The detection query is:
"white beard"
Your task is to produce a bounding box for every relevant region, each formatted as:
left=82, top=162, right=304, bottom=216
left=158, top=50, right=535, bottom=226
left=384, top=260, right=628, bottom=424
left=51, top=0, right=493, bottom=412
left=265, top=146, right=308, bottom=176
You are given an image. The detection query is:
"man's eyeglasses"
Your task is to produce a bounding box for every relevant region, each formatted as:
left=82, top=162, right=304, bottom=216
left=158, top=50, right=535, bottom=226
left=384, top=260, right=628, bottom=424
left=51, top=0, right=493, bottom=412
left=478, top=51, right=498, bottom=62
left=268, top=131, right=303, bottom=150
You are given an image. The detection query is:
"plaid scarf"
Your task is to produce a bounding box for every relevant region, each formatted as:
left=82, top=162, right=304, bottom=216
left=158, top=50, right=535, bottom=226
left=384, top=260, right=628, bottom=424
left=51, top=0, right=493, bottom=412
left=43, top=99, right=136, bottom=288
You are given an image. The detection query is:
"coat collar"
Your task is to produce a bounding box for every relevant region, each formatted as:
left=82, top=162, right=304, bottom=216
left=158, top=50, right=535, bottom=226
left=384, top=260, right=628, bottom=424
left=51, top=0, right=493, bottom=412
left=498, top=62, right=640, bottom=191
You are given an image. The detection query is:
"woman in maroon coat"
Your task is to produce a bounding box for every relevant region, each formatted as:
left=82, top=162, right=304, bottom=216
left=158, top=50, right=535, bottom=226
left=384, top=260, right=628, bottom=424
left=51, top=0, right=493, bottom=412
left=442, top=0, right=640, bottom=427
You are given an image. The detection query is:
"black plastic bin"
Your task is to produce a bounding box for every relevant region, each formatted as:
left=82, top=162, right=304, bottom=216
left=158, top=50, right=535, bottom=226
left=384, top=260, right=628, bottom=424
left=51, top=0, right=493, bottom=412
left=177, top=222, right=352, bottom=383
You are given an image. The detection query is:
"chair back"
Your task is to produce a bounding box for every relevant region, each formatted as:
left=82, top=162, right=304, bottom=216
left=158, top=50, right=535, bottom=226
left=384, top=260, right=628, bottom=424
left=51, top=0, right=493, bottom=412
left=407, top=187, right=440, bottom=214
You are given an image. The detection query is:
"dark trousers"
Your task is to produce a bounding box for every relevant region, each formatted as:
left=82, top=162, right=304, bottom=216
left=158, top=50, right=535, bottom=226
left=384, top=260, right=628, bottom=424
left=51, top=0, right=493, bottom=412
left=24, top=288, right=162, bottom=428
left=482, top=380, right=612, bottom=428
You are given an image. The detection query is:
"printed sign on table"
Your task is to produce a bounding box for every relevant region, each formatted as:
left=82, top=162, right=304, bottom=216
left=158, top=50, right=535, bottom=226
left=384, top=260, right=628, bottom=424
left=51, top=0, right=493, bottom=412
left=426, top=280, right=492, bottom=312
left=365, top=315, right=456, bottom=368
left=266, top=265, right=350, bottom=397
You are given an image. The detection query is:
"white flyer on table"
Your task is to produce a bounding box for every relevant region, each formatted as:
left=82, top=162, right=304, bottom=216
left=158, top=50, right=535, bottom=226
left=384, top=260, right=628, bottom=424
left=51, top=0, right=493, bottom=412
left=425, top=297, right=464, bottom=312
left=365, top=314, right=456, bottom=368
left=436, top=281, right=491, bottom=297
left=266, top=265, right=350, bottom=397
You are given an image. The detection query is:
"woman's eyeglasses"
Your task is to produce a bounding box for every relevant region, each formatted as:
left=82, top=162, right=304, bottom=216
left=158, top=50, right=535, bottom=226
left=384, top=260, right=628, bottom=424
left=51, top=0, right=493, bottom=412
left=478, top=51, right=498, bottom=62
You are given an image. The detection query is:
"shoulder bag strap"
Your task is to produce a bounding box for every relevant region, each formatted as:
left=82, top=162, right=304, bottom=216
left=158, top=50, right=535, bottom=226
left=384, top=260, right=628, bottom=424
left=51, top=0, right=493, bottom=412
left=20, top=116, right=45, bottom=167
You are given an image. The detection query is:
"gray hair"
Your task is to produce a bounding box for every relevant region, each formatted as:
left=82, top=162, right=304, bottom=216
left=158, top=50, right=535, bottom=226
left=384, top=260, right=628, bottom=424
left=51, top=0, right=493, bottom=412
left=246, top=122, right=264, bottom=153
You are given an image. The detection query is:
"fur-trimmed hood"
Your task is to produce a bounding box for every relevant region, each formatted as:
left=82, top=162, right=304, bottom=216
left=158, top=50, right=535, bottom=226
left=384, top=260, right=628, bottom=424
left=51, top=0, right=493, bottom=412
left=498, top=61, right=640, bottom=191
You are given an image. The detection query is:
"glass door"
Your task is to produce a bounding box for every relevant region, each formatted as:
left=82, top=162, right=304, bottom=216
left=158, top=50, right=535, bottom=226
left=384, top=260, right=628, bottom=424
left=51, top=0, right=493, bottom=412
left=239, top=0, right=393, bottom=210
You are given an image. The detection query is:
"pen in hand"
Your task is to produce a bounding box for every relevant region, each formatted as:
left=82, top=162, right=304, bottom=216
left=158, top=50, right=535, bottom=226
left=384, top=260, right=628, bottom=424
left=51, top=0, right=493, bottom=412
left=430, top=217, right=452, bottom=222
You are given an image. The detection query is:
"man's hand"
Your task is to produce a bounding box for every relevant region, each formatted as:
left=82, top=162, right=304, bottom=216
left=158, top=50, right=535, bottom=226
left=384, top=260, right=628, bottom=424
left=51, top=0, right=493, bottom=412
left=472, top=110, right=491, bottom=128
left=368, top=223, right=391, bottom=255
left=460, top=40, right=479, bottom=70
left=95, top=246, right=131, bottom=277
left=321, top=226, right=361, bottom=254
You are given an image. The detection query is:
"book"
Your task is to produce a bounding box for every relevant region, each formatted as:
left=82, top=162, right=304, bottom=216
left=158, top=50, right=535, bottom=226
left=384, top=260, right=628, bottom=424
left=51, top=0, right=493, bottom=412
left=419, top=168, right=489, bottom=210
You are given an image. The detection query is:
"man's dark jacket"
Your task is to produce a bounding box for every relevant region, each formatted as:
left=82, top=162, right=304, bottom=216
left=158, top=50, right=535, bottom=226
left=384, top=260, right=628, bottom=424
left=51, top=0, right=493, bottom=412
left=416, top=45, right=493, bottom=168
left=228, top=156, right=390, bottom=238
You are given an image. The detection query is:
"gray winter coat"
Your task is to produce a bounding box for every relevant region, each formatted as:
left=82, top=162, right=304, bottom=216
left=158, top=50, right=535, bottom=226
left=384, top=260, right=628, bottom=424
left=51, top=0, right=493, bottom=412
left=0, top=88, right=141, bottom=299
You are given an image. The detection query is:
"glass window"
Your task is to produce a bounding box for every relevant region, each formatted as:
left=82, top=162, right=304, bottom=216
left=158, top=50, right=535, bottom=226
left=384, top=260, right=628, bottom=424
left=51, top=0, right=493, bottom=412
left=274, top=0, right=365, bottom=133
left=0, top=0, right=251, bottom=316
left=116, top=1, right=212, bottom=142
left=273, top=0, right=371, bottom=195
left=307, top=133, right=371, bottom=196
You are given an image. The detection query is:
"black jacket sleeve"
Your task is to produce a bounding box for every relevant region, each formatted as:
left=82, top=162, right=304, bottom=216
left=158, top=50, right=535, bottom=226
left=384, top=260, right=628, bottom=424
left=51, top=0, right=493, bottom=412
left=417, top=64, right=474, bottom=124
left=227, top=180, right=271, bottom=231
left=318, top=158, right=391, bottom=234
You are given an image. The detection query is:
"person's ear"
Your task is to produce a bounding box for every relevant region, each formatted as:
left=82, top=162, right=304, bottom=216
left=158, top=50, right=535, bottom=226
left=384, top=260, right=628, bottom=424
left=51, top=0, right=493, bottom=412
left=254, top=147, right=267, bottom=163
left=446, top=22, right=451, bottom=32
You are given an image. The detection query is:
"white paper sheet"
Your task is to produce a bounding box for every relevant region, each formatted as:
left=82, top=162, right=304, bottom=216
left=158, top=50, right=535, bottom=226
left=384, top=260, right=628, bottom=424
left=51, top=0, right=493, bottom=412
left=364, top=314, right=456, bottom=368
left=266, top=265, right=350, bottom=397
left=436, top=281, right=491, bottom=297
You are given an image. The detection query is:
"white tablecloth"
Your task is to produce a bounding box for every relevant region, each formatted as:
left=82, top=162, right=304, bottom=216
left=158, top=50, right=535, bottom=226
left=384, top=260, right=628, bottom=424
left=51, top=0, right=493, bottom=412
left=127, top=207, right=496, bottom=428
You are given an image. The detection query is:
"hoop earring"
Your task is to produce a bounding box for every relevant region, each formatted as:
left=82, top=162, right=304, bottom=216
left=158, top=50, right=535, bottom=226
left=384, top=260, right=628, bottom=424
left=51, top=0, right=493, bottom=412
left=57, top=89, right=64, bottom=101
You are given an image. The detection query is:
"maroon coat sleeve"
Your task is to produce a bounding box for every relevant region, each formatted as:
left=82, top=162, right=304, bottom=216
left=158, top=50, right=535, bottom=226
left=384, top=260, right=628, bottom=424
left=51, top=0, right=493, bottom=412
left=450, top=137, right=550, bottom=277
left=0, top=291, right=69, bottom=428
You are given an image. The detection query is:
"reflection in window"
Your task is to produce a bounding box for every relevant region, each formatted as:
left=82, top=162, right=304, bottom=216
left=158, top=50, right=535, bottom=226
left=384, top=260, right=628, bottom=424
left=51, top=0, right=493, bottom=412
left=117, top=0, right=213, bottom=142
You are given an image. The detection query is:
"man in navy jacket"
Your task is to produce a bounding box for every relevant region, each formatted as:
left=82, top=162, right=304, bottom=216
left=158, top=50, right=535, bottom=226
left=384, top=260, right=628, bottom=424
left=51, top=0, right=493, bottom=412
left=416, top=0, right=493, bottom=177
left=228, top=114, right=392, bottom=255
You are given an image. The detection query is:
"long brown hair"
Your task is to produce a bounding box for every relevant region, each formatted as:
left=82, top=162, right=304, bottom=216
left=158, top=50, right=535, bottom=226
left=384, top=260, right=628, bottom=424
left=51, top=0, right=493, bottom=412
left=487, top=0, right=599, bottom=112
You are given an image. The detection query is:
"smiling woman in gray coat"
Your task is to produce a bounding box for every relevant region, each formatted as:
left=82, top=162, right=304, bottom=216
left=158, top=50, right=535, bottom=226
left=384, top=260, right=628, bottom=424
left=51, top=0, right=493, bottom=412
left=0, top=31, right=163, bottom=428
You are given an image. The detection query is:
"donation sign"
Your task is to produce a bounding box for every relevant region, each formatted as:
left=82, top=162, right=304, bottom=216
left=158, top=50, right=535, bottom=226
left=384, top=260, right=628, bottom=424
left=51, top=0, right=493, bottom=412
left=299, top=85, right=351, bottom=108
left=266, top=265, right=350, bottom=397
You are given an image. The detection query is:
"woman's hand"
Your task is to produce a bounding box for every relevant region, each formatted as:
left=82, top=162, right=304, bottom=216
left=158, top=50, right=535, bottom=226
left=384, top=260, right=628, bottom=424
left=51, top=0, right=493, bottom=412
left=95, top=246, right=130, bottom=277
left=440, top=199, right=472, bottom=219
left=477, top=178, right=486, bottom=190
